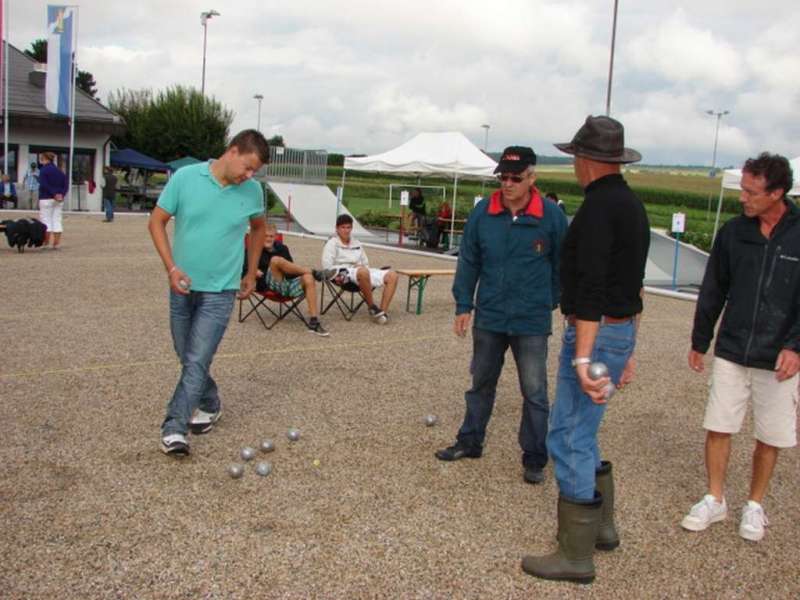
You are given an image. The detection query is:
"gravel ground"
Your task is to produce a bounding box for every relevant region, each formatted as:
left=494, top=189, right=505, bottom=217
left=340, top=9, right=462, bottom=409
left=1, top=212, right=798, bottom=599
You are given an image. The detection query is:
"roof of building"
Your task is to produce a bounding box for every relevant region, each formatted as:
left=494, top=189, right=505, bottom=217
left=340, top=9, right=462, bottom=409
left=7, top=44, right=125, bottom=134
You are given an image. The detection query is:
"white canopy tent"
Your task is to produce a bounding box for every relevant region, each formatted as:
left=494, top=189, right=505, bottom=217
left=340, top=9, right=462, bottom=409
left=713, top=155, right=800, bottom=239
left=343, top=132, right=498, bottom=248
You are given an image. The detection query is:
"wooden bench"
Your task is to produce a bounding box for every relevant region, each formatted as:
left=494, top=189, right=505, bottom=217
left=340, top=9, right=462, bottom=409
left=396, top=268, right=456, bottom=315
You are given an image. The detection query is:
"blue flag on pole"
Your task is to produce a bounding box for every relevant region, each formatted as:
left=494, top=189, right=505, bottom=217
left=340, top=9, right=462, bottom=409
left=45, top=5, right=74, bottom=116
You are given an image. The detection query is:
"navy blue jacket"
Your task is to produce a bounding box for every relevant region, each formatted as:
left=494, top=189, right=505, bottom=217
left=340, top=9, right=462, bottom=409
left=38, top=163, right=68, bottom=199
left=453, top=188, right=568, bottom=336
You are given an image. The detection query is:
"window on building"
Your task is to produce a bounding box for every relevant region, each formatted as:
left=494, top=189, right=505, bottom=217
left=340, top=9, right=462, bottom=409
left=0, top=144, right=20, bottom=182
left=29, top=145, right=96, bottom=184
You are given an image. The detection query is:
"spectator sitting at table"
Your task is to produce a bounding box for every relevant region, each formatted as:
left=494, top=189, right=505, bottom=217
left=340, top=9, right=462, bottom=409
left=244, top=222, right=334, bottom=336
left=437, top=200, right=452, bottom=227
left=321, top=214, right=399, bottom=324
left=1, top=174, right=18, bottom=209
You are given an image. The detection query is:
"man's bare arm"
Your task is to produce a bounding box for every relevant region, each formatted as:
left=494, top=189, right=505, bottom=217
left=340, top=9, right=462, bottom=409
left=148, top=207, right=189, bottom=295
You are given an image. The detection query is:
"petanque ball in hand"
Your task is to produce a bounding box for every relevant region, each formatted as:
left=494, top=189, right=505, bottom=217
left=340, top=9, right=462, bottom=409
left=588, top=362, right=609, bottom=380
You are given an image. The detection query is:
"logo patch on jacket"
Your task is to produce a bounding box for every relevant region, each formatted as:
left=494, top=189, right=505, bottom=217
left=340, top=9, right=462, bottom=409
left=533, top=239, right=546, bottom=254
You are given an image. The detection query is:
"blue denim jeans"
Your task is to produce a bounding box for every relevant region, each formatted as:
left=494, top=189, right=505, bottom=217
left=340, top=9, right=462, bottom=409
left=547, top=321, right=636, bottom=501
left=103, top=197, right=114, bottom=221
left=161, top=290, right=236, bottom=436
left=456, top=327, right=550, bottom=468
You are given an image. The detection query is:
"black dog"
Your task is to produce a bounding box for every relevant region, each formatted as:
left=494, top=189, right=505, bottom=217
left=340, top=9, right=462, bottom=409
left=2, top=218, right=47, bottom=252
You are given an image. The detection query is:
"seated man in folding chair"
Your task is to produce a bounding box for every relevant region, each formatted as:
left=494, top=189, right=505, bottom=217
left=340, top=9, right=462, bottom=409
left=245, top=222, right=333, bottom=336
left=321, top=214, right=399, bottom=324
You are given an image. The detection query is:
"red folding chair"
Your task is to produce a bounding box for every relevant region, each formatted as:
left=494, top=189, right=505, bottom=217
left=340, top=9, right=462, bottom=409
left=238, top=288, right=308, bottom=330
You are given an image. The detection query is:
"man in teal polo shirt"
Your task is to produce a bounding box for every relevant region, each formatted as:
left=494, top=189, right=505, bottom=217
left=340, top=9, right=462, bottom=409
left=149, top=129, right=269, bottom=456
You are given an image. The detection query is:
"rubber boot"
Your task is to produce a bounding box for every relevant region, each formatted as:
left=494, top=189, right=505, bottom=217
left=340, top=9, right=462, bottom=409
left=595, top=461, right=619, bottom=551
left=521, top=493, right=603, bottom=584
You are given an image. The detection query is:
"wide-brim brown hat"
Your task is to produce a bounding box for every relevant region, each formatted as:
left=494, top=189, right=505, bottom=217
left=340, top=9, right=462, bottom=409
left=554, top=115, right=641, bottom=164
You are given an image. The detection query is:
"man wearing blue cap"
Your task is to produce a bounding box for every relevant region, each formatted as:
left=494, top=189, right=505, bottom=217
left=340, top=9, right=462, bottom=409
left=435, top=146, right=568, bottom=485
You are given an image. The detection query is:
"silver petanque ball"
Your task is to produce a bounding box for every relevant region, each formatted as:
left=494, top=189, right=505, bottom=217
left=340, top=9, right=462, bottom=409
left=178, top=279, right=189, bottom=290
left=287, top=428, right=301, bottom=442
left=260, top=439, right=275, bottom=453
left=424, top=414, right=438, bottom=427
left=240, top=447, right=256, bottom=461
left=255, top=462, right=273, bottom=477
left=227, top=464, right=244, bottom=479
left=588, top=362, right=609, bottom=380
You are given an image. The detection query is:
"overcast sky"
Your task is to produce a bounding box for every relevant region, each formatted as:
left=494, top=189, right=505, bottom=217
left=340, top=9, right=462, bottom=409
left=10, top=1, right=800, bottom=166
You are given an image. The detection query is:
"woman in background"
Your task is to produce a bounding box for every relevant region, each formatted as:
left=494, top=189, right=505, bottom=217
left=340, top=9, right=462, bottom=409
left=38, top=152, right=68, bottom=249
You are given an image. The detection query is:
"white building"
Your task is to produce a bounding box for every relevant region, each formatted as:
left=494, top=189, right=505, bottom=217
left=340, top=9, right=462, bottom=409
left=2, top=44, right=124, bottom=211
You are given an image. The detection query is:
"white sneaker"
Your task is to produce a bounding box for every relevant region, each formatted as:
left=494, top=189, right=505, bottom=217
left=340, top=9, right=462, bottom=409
left=681, top=494, right=727, bottom=531
left=739, top=501, right=768, bottom=542
left=160, top=433, right=190, bottom=455
left=189, top=408, right=221, bottom=434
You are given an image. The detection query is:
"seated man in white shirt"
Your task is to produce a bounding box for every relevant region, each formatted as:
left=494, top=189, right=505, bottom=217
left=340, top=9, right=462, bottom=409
left=321, top=214, right=399, bottom=324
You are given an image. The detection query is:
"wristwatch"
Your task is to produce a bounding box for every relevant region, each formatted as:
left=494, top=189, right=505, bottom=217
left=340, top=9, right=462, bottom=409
left=571, top=357, right=592, bottom=368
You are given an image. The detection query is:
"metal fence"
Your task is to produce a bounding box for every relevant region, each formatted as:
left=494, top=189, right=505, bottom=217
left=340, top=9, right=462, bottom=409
left=259, top=147, right=328, bottom=184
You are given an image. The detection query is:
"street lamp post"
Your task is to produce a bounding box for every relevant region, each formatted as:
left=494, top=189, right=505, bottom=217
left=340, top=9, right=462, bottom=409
left=200, top=9, right=220, bottom=96
left=254, top=94, right=264, bottom=131
left=605, top=0, right=619, bottom=116
left=481, top=124, right=490, bottom=151
left=708, top=109, right=730, bottom=238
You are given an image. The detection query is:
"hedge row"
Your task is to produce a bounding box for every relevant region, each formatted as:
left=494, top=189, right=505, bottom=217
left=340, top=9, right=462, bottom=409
left=535, top=177, right=740, bottom=214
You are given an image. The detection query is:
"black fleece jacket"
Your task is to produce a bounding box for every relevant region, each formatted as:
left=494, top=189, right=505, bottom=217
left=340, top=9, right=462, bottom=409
left=692, top=200, right=800, bottom=369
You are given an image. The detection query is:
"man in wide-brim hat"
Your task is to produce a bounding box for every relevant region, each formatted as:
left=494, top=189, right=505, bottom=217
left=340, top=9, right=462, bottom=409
left=521, top=115, right=651, bottom=584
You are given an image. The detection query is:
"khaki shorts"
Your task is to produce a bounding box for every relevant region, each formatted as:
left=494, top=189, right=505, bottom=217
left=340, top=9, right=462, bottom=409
left=704, top=357, right=798, bottom=447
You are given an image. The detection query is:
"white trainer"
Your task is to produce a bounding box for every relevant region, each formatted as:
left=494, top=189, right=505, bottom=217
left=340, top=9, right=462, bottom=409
left=189, top=408, right=222, bottom=434
left=739, top=501, right=768, bottom=542
left=681, top=494, right=727, bottom=531
left=160, top=433, right=190, bottom=455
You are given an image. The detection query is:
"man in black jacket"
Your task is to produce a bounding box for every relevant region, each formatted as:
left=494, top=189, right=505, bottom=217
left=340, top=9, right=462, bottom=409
left=681, top=152, right=799, bottom=543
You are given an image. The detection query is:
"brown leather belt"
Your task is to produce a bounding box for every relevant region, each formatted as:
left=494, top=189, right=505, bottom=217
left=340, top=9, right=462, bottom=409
left=565, top=315, right=633, bottom=327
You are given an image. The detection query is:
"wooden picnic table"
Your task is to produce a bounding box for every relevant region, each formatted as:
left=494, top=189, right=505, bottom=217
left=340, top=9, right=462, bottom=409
left=396, top=268, right=456, bottom=314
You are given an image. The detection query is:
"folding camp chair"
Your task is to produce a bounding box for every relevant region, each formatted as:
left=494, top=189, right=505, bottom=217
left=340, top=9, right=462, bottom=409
left=238, top=288, right=309, bottom=330
left=237, top=231, right=308, bottom=330
left=320, top=279, right=368, bottom=322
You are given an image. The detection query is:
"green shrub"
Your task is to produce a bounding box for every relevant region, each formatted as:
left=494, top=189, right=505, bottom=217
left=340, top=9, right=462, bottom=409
left=668, top=230, right=713, bottom=253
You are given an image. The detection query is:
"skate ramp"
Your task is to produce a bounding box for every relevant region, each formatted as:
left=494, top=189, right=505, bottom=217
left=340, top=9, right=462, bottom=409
left=266, top=182, right=373, bottom=238
left=645, top=229, right=708, bottom=288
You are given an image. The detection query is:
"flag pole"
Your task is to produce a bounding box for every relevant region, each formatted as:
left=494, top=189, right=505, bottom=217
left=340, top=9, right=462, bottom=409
left=67, top=6, right=78, bottom=209
left=3, top=0, right=9, bottom=177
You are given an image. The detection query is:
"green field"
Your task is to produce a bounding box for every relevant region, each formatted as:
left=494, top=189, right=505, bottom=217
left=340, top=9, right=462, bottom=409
left=265, top=166, right=741, bottom=251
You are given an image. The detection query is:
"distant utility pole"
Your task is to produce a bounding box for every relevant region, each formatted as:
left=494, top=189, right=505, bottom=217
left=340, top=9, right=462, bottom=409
left=605, top=0, right=619, bottom=116
left=481, top=123, right=490, bottom=151
left=254, top=94, right=263, bottom=131
left=200, top=9, right=220, bottom=96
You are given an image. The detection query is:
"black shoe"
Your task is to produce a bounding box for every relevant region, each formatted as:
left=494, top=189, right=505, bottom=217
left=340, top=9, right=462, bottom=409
left=435, top=442, right=482, bottom=461
left=524, top=466, right=545, bottom=484
left=307, top=319, right=330, bottom=337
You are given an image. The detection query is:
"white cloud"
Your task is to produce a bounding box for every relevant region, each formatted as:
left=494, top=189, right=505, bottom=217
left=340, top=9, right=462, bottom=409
left=9, top=0, right=799, bottom=165
left=625, top=9, right=745, bottom=89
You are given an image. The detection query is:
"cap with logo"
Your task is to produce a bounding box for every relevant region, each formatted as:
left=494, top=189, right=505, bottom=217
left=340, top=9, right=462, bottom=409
left=494, top=146, right=537, bottom=174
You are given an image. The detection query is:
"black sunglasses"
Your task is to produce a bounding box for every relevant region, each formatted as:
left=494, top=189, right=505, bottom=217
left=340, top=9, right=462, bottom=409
left=497, top=174, right=524, bottom=183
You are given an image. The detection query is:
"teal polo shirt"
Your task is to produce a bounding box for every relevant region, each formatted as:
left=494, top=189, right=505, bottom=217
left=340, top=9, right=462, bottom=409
left=157, top=161, right=265, bottom=292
